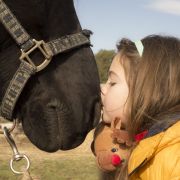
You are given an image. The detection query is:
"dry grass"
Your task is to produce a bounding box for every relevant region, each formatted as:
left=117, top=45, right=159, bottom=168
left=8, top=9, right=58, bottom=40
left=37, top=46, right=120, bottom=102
left=0, top=130, right=100, bottom=180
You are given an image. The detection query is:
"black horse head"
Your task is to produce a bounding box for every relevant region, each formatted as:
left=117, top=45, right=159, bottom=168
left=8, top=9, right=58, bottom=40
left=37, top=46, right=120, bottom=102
left=0, top=0, right=101, bottom=152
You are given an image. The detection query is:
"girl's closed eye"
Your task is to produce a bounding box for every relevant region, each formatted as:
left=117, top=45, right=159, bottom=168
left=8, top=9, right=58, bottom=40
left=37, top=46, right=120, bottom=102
left=109, top=81, right=117, bottom=86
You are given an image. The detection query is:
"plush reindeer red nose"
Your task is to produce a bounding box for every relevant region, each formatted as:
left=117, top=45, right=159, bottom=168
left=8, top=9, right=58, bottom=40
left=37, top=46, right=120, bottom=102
left=111, top=154, right=122, bottom=166
left=96, top=152, right=122, bottom=171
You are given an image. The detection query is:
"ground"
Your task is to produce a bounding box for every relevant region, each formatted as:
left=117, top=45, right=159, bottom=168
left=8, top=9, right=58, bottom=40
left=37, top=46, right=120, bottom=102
left=0, top=130, right=100, bottom=180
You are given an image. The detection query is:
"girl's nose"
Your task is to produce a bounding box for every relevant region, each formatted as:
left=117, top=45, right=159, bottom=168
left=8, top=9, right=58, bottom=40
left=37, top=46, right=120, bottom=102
left=100, top=84, right=107, bottom=106
left=100, top=83, right=106, bottom=96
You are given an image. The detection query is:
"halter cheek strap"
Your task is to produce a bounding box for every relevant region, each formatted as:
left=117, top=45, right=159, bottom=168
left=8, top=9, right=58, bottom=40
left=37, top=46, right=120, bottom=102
left=0, top=0, right=92, bottom=120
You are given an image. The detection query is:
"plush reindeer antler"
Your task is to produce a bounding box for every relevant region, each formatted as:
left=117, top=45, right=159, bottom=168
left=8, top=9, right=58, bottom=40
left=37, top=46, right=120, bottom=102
left=111, top=118, right=133, bottom=147
left=93, top=118, right=132, bottom=172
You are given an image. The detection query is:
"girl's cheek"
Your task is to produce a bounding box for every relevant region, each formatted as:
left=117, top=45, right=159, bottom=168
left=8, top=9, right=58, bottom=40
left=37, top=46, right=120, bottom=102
left=104, top=85, right=128, bottom=111
left=102, top=85, right=128, bottom=123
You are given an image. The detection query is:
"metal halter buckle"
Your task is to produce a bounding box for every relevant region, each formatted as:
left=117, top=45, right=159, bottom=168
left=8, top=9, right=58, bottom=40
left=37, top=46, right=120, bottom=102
left=20, top=39, right=52, bottom=72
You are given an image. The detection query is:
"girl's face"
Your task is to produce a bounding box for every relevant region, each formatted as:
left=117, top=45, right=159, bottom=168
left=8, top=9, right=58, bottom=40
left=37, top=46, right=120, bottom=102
left=101, top=54, right=129, bottom=124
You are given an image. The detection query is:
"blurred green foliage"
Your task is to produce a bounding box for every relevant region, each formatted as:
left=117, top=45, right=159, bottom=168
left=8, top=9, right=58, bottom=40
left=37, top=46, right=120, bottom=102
left=95, top=49, right=115, bottom=83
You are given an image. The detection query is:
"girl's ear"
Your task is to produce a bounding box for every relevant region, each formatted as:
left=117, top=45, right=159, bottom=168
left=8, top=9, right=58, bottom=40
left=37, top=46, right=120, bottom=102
left=111, top=118, right=121, bottom=130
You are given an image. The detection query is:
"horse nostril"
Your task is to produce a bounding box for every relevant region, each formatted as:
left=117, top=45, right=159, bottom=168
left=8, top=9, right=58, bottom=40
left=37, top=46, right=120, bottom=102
left=47, top=99, right=70, bottom=114
left=47, top=99, right=59, bottom=109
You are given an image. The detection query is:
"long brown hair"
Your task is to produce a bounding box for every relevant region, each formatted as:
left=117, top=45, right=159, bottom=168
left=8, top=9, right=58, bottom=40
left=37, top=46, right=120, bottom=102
left=117, top=35, right=180, bottom=135
left=94, top=35, right=180, bottom=180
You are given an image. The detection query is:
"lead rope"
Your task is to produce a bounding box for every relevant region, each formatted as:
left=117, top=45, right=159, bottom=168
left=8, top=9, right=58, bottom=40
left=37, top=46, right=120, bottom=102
left=0, top=120, right=39, bottom=179
left=21, top=171, right=40, bottom=180
left=21, top=171, right=33, bottom=180
left=0, top=118, right=17, bottom=134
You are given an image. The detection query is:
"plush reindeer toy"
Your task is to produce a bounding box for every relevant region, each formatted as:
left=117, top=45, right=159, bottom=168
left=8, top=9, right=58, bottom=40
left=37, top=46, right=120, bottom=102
left=91, top=118, right=133, bottom=172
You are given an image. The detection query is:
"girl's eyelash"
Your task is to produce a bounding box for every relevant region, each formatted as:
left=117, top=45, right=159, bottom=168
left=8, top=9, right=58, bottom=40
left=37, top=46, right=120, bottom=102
left=109, top=82, right=116, bottom=86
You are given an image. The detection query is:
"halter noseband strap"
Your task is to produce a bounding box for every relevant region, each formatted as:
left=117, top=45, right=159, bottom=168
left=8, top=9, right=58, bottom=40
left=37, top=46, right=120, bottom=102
left=0, top=0, right=92, bottom=120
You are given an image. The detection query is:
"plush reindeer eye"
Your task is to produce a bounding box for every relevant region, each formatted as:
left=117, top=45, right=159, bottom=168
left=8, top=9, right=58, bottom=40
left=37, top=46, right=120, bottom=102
left=111, top=148, right=118, bottom=152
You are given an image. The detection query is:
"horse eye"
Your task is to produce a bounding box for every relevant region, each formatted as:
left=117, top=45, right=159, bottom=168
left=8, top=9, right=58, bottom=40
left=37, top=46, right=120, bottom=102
left=111, top=148, right=118, bottom=152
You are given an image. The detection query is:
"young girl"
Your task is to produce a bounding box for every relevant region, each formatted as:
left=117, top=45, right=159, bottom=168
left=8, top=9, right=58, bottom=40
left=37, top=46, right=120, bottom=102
left=93, top=35, right=180, bottom=179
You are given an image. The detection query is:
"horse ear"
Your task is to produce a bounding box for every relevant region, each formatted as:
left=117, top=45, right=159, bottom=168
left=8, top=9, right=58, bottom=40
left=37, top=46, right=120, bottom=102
left=111, top=118, right=121, bottom=130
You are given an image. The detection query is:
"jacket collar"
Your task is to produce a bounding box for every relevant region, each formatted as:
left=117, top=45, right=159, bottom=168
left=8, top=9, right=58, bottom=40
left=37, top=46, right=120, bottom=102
left=128, top=119, right=180, bottom=176
left=146, top=114, right=180, bottom=138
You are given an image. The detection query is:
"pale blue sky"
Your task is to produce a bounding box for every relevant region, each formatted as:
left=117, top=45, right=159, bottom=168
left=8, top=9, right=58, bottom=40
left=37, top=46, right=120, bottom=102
left=75, top=0, right=180, bottom=53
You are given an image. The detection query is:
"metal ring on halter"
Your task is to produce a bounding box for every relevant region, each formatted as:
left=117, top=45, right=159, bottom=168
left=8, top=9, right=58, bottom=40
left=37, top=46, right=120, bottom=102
left=0, top=118, right=17, bottom=134
left=10, top=154, right=30, bottom=174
